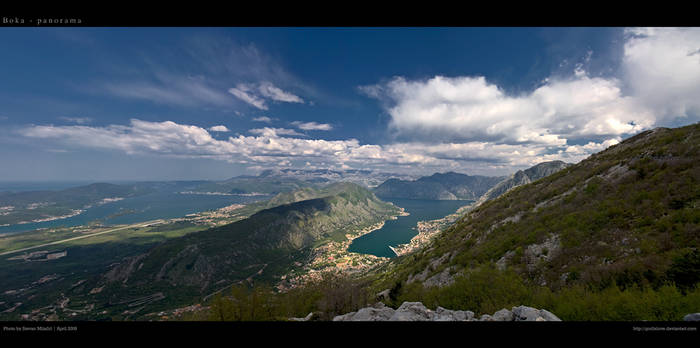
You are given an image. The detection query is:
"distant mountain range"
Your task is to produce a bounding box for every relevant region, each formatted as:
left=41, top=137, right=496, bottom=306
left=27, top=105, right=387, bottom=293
left=373, top=172, right=506, bottom=201
left=188, top=169, right=418, bottom=195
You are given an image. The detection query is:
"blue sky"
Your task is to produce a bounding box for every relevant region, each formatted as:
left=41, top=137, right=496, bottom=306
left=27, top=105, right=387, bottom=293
left=1, top=27, right=699, bottom=181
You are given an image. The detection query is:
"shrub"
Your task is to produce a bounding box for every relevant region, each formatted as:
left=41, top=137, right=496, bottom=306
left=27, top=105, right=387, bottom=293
left=667, top=249, right=700, bottom=292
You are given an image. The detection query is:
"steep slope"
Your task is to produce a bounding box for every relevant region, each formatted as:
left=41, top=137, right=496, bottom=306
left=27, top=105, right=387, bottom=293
left=374, top=124, right=700, bottom=317
left=374, top=172, right=505, bottom=200
left=92, top=182, right=400, bottom=315
left=476, top=161, right=571, bottom=204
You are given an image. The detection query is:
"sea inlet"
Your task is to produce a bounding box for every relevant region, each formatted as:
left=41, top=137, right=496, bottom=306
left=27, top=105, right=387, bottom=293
left=347, top=198, right=472, bottom=258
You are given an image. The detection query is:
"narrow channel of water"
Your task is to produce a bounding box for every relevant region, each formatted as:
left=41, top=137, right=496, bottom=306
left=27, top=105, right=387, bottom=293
left=347, top=198, right=472, bottom=258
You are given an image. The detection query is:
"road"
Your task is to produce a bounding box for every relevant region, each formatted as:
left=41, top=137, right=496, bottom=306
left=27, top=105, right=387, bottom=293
left=0, top=220, right=164, bottom=256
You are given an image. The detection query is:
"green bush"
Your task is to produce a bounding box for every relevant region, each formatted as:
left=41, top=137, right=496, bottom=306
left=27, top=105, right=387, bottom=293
left=391, top=264, right=700, bottom=321
left=667, top=249, right=700, bottom=292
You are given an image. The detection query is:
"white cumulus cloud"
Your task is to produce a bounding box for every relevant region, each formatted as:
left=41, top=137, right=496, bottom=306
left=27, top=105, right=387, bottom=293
left=248, top=127, right=305, bottom=137
left=291, top=121, right=333, bottom=131
left=363, top=27, right=700, bottom=149
left=357, top=27, right=700, bottom=175
left=622, top=27, right=700, bottom=121
left=209, top=125, right=230, bottom=132
left=365, top=73, right=651, bottom=146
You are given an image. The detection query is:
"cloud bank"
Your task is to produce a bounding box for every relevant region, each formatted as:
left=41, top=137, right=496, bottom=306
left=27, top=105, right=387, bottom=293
left=356, top=27, right=700, bottom=173
left=19, top=118, right=607, bottom=176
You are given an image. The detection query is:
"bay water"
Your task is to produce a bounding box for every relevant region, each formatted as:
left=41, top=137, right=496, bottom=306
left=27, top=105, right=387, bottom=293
left=347, top=198, right=472, bottom=258
left=0, top=181, right=271, bottom=234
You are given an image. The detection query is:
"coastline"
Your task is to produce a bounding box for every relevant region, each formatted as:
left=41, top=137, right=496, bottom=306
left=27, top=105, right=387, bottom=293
left=15, top=209, right=85, bottom=225
left=179, top=191, right=268, bottom=197
left=391, top=202, right=476, bottom=256
left=0, top=202, right=250, bottom=255
left=276, top=206, right=407, bottom=291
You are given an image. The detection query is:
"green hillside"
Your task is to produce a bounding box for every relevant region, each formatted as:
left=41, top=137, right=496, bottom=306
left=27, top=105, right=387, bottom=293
left=85, top=182, right=399, bottom=318
left=368, top=123, right=700, bottom=320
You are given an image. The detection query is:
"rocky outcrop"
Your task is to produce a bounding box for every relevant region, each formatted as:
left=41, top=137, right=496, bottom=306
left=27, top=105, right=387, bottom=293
left=407, top=253, right=452, bottom=285
left=332, top=302, right=397, bottom=321
left=684, top=313, right=700, bottom=321
left=423, top=267, right=457, bottom=288
left=103, top=253, right=147, bottom=284
left=511, top=306, right=561, bottom=321
left=332, top=301, right=561, bottom=321
left=289, top=312, right=315, bottom=321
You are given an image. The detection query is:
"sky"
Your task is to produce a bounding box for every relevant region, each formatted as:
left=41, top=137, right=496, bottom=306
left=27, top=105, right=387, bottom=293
left=0, top=27, right=699, bottom=181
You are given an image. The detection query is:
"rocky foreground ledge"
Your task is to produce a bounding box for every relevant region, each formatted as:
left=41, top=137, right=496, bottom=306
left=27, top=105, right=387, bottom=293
left=289, top=301, right=700, bottom=321
left=330, top=301, right=561, bottom=321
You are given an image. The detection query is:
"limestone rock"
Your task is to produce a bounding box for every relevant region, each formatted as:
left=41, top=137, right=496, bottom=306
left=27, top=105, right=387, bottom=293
left=352, top=304, right=396, bottom=321
left=333, top=302, right=395, bottom=321
left=492, top=308, right=514, bottom=321
left=424, top=267, right=456, bottom=288
left=289, top=312, right=314, bottom=321
left=389, top=302, right=433, bottom=321
left=479, top=314, right=494, bottom=321
left=512, top=305, right=561, bottom=321
left=538, top=309, right=562, bottom=322
left=333, top=301, right=560, bottom=322
left=332, top=311, right=357, bottom=321
left=434, top=306, right=474, bottom=321
left=684, top=313, right=700, bottom=321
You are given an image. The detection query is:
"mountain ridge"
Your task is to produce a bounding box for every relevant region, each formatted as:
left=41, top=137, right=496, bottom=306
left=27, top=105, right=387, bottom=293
left=373, top=172, right=505, bottom=200
left=476, top=161, right=572, bottom=205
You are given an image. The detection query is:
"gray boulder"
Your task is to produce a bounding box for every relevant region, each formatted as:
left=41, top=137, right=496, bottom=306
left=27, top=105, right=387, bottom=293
left=332, top=302, right=561, bottom=322
left=289, top=312, right=314, bottom=321
left=434, top=306, right=474, bottom=321
left=492, top=308, right=514, bottom=321
left=479, top=314, right=494, bottom=321
left=333, top=302, right=395, bottom=321
left=538, top=309, right=562, bottom=321
left=332, top=311, right=357, bottom=321
left=389, top=302, right=433, bottom=321
left=351, top=304, right=396, bottom=321
left=512, top=305, right=561, bottom=321
left=684, top=313, right=700, bottom=321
